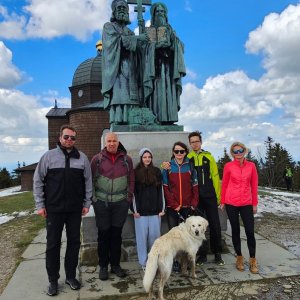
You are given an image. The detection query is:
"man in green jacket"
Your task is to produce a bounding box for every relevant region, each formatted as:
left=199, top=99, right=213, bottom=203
left=188, top=131, right=224, bottom=265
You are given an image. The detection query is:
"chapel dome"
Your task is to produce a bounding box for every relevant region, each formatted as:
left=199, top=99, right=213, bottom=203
left=72, top=46, right=102, bottom=87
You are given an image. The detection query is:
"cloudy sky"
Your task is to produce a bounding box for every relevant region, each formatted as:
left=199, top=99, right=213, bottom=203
left=1, top=0, right=300, bottom=171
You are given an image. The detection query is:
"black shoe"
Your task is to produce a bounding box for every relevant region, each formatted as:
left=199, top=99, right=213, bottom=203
left=47, top=281, right=58, bottom=296
left=214, top=253, right=225, bottom=266
left=65, top=278, right=81, bottom=290
left=196, top=255, right=207, bottom=266
left=99, top=267, right=109, bottom=281
left=111, top=265, right=126, bottom=278
left=172, top=261, right=181, bottom=273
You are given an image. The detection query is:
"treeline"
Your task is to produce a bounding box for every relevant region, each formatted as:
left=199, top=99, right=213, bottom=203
left=0, top=162, right=24, bottom=189
left=217, top=136, right=300, bottom=191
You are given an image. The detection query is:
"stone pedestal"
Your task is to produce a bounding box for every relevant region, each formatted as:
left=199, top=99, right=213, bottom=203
left=80, top=131, right=228, bottom=265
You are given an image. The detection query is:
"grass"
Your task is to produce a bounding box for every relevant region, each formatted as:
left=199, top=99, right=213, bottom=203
left=0, top=191, right=35, bottom=214
left=0, top=192, right=46, bottom=294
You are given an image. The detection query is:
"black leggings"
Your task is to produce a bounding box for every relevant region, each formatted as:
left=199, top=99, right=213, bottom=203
left=225, top=204, right=256, bottom=258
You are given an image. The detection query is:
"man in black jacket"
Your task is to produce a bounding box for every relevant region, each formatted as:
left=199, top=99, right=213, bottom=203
left=33, top=125, right=92, bottom=296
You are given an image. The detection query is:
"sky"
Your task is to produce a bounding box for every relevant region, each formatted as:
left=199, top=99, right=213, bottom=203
left=0, top=0, right=300, bottom=172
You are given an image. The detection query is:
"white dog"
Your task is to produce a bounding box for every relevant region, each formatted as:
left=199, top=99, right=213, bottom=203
left=143, top=216, right=208, bottom=300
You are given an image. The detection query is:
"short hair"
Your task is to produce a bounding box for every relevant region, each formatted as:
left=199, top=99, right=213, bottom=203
left=230, top=141, right=248, bottom=157
left=188, top=131, right=202, bottom=142
left=59, top=124, right=76, bottom=136
left=105, top=132, right=119, bottom=142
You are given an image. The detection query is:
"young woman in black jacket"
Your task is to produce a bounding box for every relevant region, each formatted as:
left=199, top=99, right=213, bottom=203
left=133, top=148, right=165, bottom=270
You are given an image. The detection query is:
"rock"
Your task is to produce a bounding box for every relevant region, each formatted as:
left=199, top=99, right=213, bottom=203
left=282, top=284, right=292, bottom=289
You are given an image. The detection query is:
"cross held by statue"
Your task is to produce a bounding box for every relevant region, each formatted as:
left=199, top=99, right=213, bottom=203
left=127, top=0, right=152, bottom=33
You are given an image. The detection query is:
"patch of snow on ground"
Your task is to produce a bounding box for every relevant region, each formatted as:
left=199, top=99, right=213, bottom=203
left=257, top=188, right=300, bottom=217
left=0, top=186, right=24, bottom=197
left=0, top=215, right=15, bottom=225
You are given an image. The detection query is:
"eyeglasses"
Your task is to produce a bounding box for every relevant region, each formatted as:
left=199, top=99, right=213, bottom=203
left=232, top=148, right=244, bottom=154
left=174, top=149, right=185, bottom=154
left=63, top=135, right=76, bottom=141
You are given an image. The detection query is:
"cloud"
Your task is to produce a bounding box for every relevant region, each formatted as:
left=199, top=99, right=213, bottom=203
left=0, top=0, right=111, bottom=41
left=245, top=4, right=300, bottom=78
left=180, top=4, right=300, bottom=161
left=0, top=41, right=26, bottom=88
left=184, top=1, right=192, bottom=12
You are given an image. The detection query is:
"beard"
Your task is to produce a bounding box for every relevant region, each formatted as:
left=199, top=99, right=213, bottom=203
left=154, top=15, right=166, bottom=27
left=115, top=11, right=129, bottom=23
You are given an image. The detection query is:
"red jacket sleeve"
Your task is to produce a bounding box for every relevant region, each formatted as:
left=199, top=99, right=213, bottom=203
left=251, top=164, right=258, bottom=206
left=221, top=163, right=230, bottom=204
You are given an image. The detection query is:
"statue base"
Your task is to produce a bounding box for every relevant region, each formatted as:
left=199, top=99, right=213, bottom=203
left=111, top=124, right=184, bottom=132
left=110, top=107, right=184, bottom=132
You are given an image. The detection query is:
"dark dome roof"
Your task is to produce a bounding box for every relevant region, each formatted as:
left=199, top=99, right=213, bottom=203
left=72, top=51, right=102, bottom=86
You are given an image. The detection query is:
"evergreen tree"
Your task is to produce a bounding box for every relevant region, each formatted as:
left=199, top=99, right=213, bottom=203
left=0, top=167, right=12, bottom=189
left=259, top=137, right=294, bottom=188
left=217, top=148, right=231, bottom=179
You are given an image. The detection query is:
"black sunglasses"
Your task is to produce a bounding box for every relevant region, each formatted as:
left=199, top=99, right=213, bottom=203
left=233, top=148, right=244, bottom=154
left=63, top=135, right=76, bottom=141
left=174, top=149, right=185, bottom=154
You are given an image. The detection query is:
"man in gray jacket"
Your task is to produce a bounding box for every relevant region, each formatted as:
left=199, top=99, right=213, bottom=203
left=33, top=124, right=92, bottom=296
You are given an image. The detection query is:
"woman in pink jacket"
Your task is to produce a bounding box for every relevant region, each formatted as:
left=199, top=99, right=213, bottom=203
left=221, top=142, right=258, bottom=274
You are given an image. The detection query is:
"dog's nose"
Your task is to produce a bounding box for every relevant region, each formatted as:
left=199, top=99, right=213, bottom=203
left=195, top=230, right=199, bottom=236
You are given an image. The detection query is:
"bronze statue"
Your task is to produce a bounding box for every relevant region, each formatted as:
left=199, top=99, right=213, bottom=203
left=143, top=2, right=186, bottom=125
left=101, top=0, right=148, bottom=125
left=102, top=1, right=185, bottom=130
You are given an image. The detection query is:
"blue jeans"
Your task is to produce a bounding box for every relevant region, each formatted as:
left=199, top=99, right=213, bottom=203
left=134, top=215, right=161, bottom=266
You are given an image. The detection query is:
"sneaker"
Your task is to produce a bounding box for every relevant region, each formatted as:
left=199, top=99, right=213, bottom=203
left=196, top=255, right=207, bottom=266
left=65, top=278, right=81, bottom=290
left=214, top=253, right=225, bottom=266
left=111, top=265, right=126, bottom=278
left=99, top=267, right=109, bottom=281
left=47, top=281, right=58, bottom=296
left=172, top=261, right=181, bottom=273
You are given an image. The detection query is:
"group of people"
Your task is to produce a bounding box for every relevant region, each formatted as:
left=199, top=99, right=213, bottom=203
left=33, top=125, right=259, bottom=296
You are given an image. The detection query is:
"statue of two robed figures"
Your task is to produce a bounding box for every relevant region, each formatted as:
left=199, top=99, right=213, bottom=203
left=101, top=0, right=186, bottom=131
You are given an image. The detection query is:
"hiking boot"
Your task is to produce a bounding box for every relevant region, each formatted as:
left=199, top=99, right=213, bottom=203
left=65, top=278, right=81, bottom=290
left=196, top=255, right=207, bottom=266
left=214, top=253, right=225, bottom=266
left=172, top=261, right=181, bottom=273
left=236, top=255, right=244, bottom=271
left=249, top=257, right=259, bottom=274
left=99, top=267, right=109, bottom=281
left=111, top=265, right=127, bottom=278
left=47, top=281, right=58, bottom=296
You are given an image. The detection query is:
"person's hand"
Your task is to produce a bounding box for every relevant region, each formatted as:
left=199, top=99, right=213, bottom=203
left=133, top=213, right=141, bottom=218
left=156, top=39, right=171, bottom=49
left=220, top=204, right=225, bottom=210
left=253, top=206, right=257, bottom=215
left=82, top=207, right=89, bottom=216
left=161, top=161, right=171, bottom=170
left=175, top=206, right=181, bottom=212
left=37, top=208, right=47, bottom=218
left=190, top=206, right=195, bottom=211
left=137, top=33, right=149, bottom=43
left=159, top=211, right=165, bottom=217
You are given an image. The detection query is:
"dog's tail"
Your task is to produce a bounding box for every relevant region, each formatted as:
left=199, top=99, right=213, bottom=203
left=143, top=245, right=159, bottom=292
